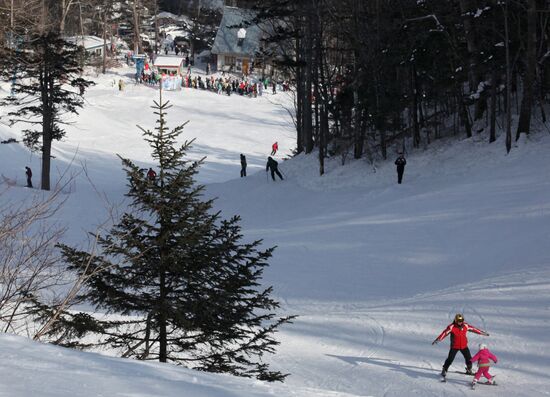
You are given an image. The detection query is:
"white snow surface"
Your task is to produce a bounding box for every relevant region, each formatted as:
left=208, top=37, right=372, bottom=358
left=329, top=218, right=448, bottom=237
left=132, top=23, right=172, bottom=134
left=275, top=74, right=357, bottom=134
left=1, top=65, right=549, bottom=396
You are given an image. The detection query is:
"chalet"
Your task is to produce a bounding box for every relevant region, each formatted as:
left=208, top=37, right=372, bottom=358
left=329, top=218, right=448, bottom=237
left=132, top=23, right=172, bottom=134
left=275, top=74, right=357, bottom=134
left=211, top=6, right=262, bottom=75
left=67, top=36, right=105, bottom=57
left=153, top=56, right=185, bottom=75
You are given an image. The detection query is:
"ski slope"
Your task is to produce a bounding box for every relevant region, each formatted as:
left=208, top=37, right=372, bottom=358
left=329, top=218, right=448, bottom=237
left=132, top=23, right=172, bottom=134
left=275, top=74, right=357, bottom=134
left=1, top=65, right=549, bottom=396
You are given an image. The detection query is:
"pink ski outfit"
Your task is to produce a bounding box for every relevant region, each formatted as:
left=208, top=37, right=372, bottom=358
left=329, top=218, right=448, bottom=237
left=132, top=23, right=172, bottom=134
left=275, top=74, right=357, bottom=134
left=471, top=347, right=498, bottom=382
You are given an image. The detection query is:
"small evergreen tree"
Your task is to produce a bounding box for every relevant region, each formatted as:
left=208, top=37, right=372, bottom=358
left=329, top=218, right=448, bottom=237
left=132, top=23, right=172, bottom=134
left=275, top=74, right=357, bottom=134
left=58, top=92, right=294, bottom=381
left=0, top=31, right=92, bottom=190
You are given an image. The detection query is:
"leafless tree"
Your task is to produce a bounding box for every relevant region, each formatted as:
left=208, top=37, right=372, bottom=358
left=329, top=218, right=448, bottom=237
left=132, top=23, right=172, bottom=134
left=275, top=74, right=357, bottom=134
left=0, top=184, right=67, bottom=335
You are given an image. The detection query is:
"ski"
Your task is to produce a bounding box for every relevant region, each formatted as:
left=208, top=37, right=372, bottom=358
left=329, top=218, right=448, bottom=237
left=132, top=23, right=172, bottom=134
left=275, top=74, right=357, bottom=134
left=471, top=375, right=497, bottom=389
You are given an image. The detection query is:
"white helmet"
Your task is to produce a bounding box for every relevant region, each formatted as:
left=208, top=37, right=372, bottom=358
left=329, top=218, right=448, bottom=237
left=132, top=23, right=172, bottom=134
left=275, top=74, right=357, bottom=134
left=479, top=343, right=487, bottom=350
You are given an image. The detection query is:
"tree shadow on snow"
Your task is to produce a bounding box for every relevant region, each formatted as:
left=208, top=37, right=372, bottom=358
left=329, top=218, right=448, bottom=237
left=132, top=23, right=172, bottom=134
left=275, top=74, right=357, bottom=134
left=326, top=354, right=441, bottom=381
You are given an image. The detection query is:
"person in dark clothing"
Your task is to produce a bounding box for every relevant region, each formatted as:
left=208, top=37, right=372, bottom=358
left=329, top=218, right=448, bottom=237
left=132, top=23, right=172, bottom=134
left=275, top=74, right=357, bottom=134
left=394, top=153, right=407, bottom=184
left=25, top=166, right=32, bottom=188
left=266, top=156, right=283, bottom=181
left=240, top=154, right=247, bottom=177
left=146, top=167, right=157, bottom=184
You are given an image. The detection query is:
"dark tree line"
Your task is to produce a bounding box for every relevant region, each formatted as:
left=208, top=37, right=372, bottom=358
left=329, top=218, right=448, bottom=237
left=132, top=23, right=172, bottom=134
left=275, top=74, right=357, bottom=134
left=253, top=0, right=550, bottom=174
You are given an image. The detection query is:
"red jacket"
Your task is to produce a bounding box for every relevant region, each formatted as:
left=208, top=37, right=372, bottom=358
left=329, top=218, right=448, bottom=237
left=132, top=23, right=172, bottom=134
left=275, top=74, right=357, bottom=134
left=435, top=322, right=485, bottom=349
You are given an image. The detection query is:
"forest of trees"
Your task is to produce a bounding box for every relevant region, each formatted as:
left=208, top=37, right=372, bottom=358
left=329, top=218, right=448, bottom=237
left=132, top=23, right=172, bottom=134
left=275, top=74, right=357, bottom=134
left=251, top=0, right=550, bottom=174
left=2, top=1, right=549, bottom=178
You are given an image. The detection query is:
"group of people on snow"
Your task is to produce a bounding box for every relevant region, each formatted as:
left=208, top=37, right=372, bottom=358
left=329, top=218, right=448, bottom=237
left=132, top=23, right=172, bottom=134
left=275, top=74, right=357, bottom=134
left=433, top=313, right=498, bottom=387
left=135, top=70, right=273, bottom=99
left=17, top=149, right=407, bottom=190
left=245, top=149, right=405, bottom=185
left=239, top=142, right=284, bottom=182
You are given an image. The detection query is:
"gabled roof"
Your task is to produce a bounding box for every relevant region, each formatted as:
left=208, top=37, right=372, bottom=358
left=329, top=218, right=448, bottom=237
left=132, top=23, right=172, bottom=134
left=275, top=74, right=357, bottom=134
left=66, top=35, right=104, bottom=50
left=154, top=56, right=184, bottom=68
left=211, top=6, right=262, bottom=57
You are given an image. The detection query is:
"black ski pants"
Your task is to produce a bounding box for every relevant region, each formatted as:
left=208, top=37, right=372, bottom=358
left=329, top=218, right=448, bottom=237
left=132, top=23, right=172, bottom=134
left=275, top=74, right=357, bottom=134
left=270, top=169, right=283, bottom=181
left=397, top=166, right=405, bottom=184
left=443, top=347, right=472, bottom=371
left=240, top=165, right=247, bottom=177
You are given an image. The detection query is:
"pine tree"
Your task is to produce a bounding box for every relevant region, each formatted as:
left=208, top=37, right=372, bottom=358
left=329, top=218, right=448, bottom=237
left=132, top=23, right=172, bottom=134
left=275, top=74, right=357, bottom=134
left=58, top=92, right=294, bottom=381
left=0, top=31, right=92, bottom=190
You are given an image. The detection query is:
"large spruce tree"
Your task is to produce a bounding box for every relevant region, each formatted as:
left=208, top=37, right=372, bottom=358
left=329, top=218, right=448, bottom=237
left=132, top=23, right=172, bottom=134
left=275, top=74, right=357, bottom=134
left=58, top=92, right=294, bottom=381
left=0, top=31, right=92, bottom=190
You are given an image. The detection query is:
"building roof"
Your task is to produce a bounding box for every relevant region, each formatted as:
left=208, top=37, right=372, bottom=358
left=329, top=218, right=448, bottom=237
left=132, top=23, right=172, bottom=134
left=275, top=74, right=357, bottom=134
left=154, top=56, right=184, bottom=68
left=66, top=35, right=104, bottom=50
left=211, top=6, right=262, bottom=57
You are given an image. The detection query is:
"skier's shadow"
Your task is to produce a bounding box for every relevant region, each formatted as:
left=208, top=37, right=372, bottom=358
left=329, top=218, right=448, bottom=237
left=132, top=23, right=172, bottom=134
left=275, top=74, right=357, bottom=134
left=326, top=354, right=438, bottom=380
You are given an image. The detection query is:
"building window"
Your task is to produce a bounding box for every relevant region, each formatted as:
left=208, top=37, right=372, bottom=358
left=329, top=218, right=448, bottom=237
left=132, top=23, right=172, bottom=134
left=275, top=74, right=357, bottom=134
left=224, top=55, right=236, bottom=66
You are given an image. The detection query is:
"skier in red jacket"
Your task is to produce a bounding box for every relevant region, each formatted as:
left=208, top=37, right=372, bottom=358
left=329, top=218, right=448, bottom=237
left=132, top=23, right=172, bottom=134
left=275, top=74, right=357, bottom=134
left=432, top=313, right=489, bottom=377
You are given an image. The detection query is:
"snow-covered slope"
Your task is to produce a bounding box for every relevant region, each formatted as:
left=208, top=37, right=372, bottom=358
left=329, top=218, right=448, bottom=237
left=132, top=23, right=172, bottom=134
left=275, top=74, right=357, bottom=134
left=1, top=65, right=549, bottom=396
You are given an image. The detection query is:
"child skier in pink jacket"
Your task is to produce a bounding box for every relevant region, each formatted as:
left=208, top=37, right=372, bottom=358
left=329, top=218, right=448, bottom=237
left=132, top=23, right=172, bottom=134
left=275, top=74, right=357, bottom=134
left=470, top=343, right=498, bottom=385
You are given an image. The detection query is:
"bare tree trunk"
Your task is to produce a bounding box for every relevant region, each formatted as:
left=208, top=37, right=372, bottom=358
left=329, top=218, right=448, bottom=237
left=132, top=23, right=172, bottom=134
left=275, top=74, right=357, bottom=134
left=458, top=85, right=472, bottom=138
left=295, top=33, right=304, bottom=154
left=154, top=0, right=159, bottom=54
left=59, top=0, right=75, bottom=34
left=380, top=129, right=386, bottom=160
left=353, top=86, right=364, bottom=159
left=459, top=0, right=486, bottom=120
left=489, top=6, right=497, bottom=143
left=79, top=3, right=84, bottom=36
left=315, top=2, right=327, bottom=176
left=41, top=62, right=52, bottom=191
left=489, top=58, right=497, bottom=143
left=303, top=4, right=314, bottom=154
left=41, top=135, right=52, bottom=191
left=504, top=1, right=512, bottom=153
left=158, top=265, right=167, bottom=362
left=411, top=62, right=421, bottom=147
left=515, top=0, right=536, bottom=140
left=133, top=0, right=142, bottom=54
left=102, top=5, right=107, bottom=74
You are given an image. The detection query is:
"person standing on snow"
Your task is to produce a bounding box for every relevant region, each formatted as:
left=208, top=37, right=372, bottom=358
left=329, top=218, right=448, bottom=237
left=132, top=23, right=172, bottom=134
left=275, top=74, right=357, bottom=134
left=271, top=141, right=278, bottom=156
left=394, top=152, right=406, bottom=184
left=470, top=343, right=498, bottom=387
left=432, top=313, right=489, bottom=377
left=146, top=167, right=157, bottom=184
left=25, top=166, right=32, bottom=188
left=266, top=157, right=283, bottom=181
left=240, top=154, right=247, bottom=177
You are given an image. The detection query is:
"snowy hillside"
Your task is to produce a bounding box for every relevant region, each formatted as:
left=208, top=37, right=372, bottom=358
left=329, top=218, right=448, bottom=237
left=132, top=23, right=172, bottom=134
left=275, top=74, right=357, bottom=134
left=1, top=65, right=549, bottom=396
